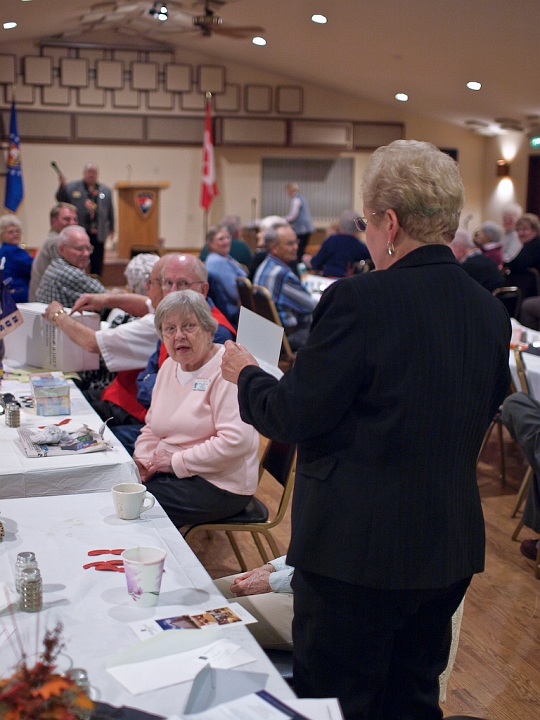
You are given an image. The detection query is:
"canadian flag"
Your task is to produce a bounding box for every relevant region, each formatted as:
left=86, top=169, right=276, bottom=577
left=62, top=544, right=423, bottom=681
left=200, top=100, right=219, bottom=211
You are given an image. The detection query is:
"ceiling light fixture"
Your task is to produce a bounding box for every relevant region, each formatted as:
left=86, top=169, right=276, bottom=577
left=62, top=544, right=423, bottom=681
left=148, top=2, right=168, bottom=21
left=395, top=93, right=408, bottom=102
left=466, top=81, right=481, bottom=91
left=3, top=22, right=17, bottom=29
left=252, top=36, right=266, bottom=46
left=311, top=14, right=327, bottom=24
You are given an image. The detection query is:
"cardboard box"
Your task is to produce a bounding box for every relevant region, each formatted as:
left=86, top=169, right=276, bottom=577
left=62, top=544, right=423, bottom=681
left=30, top=372, right=71, bottom=416
left=4, top=303, right=100, bottom=372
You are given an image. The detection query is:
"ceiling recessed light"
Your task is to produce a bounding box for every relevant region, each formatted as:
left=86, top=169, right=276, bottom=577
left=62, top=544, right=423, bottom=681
left=311, top=14, right=327, bottom=24
left=3, top=21, right=17, bottom=29
left=395, top=93, right=408, bottom=102
left=252, top=36, right=266, bottom=46
left=466, top=81, right=482, bottom=91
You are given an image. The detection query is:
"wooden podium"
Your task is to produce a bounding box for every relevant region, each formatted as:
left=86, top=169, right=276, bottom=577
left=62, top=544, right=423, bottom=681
left=115, top=181, right=170, bottom=258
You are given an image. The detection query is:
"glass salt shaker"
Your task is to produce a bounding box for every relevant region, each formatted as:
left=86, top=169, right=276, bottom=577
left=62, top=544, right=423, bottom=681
left=19, top=567, right=43, bottom=612
left=15, top=551, right=38, bottom=592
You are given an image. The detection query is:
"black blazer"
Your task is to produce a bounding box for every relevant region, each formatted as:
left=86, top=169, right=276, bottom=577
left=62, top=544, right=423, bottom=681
left=238, top=244, right=511, bottom=590
left=56, top=180, right=114, bottom=245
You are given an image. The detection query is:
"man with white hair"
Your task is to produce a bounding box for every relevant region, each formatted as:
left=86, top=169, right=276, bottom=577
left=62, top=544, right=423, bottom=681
left=502, top=203, right=523, bottom=263
left=36, top=225, right=106, bottom=305
left=450, top=229, right=504, bottom=292
left=29, top=202, right=78, bottom=301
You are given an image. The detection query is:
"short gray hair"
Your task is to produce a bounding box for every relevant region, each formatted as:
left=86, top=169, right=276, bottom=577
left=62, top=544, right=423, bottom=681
left=502, top=203, right=522, bottom=219
left=480, top=221, right=503, bottom=244
left=154, top=290, right=217, bottom=340
left=452, top=229, right=475, bottom=248
left=125, top=253, right=160, bottom=295
left=339, top=210, right=361, bottom=235
left=362, top=140, right=465, bottom=245
left=264, top=227, right=280, bottom=248
left=259, top=215, right=288, bottom=232
left=0, top=214, right=23, bottom=237
left=221, top=214, right=242, bottom=237
left=58, top=225, right=88, bottom=245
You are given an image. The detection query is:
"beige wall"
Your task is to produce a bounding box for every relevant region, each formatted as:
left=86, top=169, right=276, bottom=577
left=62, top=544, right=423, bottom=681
left=1, top=39, right=491, bottom=248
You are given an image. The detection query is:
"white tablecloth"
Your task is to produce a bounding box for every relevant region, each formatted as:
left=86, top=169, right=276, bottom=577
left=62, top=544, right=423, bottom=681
left=0, top=492, right=294, bottom=716
left=0, top=378, right=138, bottom=499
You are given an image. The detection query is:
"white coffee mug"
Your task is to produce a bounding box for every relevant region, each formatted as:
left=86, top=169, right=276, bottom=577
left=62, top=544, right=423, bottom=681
left=112, top=483, right=155, bottom=520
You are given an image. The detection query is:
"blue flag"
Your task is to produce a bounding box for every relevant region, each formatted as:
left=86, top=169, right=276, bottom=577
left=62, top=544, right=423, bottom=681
left=4, top=101, right=24, bottom=212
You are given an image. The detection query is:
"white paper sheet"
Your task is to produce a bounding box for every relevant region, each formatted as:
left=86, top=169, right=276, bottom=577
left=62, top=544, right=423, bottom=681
left=236, top=308, right=284, bottom=379
left=107, top=639, right=255, bottom=695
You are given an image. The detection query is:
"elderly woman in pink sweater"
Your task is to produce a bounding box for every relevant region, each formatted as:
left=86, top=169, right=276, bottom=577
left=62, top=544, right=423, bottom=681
left=133, top=290, right=259, bottom=527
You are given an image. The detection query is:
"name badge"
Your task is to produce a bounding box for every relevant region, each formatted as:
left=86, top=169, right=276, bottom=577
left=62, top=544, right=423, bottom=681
left=193, top=379, right=210, bottom=391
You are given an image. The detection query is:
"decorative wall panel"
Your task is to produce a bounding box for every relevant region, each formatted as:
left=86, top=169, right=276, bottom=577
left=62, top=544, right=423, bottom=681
left=165, top=63, right=191, bottom=92
left=24, top=56, right=53, bottom=86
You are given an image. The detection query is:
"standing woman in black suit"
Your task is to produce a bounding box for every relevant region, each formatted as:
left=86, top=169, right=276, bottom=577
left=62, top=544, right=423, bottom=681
left=221, top=140, right=511, bottom=720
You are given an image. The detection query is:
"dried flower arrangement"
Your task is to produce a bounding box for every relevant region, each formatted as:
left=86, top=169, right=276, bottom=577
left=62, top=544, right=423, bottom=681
left=0, top=621, right=94, bottom=719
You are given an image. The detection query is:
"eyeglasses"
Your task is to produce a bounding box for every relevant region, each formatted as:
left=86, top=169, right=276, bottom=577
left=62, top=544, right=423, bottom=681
left=162, top=322, right=200, bottom=337
left=68, top=244, right=94, bottom=254
left=161, top=279, right=204, bottom=292
left=354, top=212, right=383, bottom=232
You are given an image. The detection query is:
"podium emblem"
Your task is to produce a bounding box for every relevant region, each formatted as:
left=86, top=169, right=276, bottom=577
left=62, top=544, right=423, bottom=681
left=135, top=191, right=155, bottom=218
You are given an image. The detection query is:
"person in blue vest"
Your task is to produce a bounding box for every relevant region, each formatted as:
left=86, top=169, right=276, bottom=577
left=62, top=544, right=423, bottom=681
left=285, top=182, right=314, bottom=262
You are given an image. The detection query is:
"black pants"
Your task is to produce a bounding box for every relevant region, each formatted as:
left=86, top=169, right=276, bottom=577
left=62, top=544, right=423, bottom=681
left=89, top=232, right=105, bottom=275
left=291, top=569, right=470, bottom=720
left=296, top=232, right=311, bottom=262
left=145, top=472, right=252, bottom=528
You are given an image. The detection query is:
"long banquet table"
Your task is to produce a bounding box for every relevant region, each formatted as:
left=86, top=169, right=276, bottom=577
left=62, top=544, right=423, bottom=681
left=0, top=492, right=295, bottom=717
left=0, top=377, right=139, bottom=499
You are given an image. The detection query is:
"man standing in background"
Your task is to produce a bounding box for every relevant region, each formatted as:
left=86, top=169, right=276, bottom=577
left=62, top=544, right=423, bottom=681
left=56, top=163, right=114, bottom=275
left=29, top=202, right=78, bottom=301
left=285, top=181, right=314, bottom=262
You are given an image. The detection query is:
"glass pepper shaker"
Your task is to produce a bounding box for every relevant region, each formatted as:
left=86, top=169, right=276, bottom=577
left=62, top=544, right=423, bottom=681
left=15, top=551, right=38, bottom=592
left=19, top=567, right=43, bottom=612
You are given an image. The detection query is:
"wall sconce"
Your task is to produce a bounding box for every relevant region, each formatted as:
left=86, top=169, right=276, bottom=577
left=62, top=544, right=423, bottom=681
left=496, top=160, right=511, bottom=177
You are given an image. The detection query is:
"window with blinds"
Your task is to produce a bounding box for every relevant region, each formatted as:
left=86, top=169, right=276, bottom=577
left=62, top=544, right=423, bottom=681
left=261, top=157, right=354, bottom=224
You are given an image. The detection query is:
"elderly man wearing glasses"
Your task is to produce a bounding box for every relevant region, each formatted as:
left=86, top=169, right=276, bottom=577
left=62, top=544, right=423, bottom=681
left=36, top=225, right=106, bottom=305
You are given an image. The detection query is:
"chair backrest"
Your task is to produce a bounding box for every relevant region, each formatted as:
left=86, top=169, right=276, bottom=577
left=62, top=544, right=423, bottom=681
left=527, top=267, right=540, bottom=296
left=261, top=440, right=296, bottom=487
left=493, top=286, right=522, bottom=319
left=236, top=276, right=255, bottom=311
left=252, top=285, right=295, bottom=364
left=259, top=439, right=297, bottom=525
left=513, top=346, right=530, bottom=394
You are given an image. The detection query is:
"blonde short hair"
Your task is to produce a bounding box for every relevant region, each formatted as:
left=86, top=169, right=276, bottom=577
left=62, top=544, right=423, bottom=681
left=362, top=140, right=465, bottom=245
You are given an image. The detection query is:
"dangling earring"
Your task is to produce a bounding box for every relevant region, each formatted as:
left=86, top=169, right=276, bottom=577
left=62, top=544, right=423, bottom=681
left=387, top=241, right=396, bottom=256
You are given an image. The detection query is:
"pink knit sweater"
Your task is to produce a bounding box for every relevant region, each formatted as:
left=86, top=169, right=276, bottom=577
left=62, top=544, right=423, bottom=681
left=133, top=346, right=259, bottom=496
